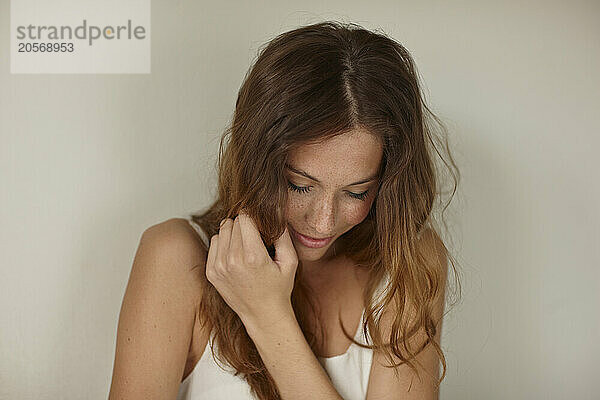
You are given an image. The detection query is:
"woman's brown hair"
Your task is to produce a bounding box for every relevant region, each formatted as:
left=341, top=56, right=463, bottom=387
left=190, top=20, right=461, bottom=399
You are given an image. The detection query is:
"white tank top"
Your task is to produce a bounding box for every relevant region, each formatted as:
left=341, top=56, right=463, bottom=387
left=178, top=218, right=388, bottom=400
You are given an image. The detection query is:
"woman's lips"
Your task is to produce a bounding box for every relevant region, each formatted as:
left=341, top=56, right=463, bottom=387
left=290, top=227, right=334, bottom=248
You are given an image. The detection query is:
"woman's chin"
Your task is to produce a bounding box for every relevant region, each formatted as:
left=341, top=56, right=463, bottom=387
left=297, top=251, right=324, bottom=262
left=293, top=241, right=337, bottom=263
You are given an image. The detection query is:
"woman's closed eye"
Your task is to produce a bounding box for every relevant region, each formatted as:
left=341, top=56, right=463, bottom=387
left=287, top=181, right=370, bottom=201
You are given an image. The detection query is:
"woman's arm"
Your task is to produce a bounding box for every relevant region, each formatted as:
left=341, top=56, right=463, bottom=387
left=108, top=219, right=206, bottom=400
left=366, top=228, right=448, bottom=400
left=242, top=305, right=344, bottom=400
left=207, top=213, right=343, bottom=399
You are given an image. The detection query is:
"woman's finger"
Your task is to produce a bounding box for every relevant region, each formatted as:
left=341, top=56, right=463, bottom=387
left=237, top=211, right=270, bottom=262
left=230, top=215, right=244, bottom=262
left=273, top=226, right=298, bottom=272
left=206, top=234, right=219, bottom=281
left=217, top=218, right=233, bottom=269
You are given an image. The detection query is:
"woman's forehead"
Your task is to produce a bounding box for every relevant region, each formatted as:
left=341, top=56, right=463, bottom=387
left=286, top=129, right=383, bottom=181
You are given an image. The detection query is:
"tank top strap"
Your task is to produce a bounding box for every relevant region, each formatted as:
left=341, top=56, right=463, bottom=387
left=374, top=271, right=390, bottom=299
left=186, top=217, right=211, bottom=248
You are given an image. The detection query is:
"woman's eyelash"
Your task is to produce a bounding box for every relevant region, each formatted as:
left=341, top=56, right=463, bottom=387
left=287, top=181, right=311, bottom=194
left=287, top=181, right=369, bottom=201
left=348, top=190, right=370, bottom=201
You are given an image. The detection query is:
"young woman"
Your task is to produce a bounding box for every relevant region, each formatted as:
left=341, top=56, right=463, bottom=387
left=109, top=21, right=459, bottom=400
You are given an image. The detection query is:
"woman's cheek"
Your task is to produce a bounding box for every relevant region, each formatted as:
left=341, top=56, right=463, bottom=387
left=284, top=197, right=307, bottom=220
left=343, top=200, right=374, bottom=225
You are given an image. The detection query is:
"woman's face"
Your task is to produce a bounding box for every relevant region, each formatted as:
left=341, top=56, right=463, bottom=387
left=284, top=127, right=383, bottom=263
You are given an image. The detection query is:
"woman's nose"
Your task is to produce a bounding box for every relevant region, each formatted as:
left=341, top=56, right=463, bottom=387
left=306, top=196, right=336, bottom=236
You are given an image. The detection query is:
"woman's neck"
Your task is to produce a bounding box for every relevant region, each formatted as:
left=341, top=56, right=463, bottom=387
left=298, top=254, right=359, bottom=290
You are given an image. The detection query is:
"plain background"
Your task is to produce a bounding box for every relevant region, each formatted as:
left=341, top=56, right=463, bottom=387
left=1, top=1, right=598, bottom=399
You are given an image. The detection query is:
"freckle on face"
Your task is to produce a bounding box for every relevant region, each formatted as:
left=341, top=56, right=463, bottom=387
left=284, top=127, right=382, bottom=253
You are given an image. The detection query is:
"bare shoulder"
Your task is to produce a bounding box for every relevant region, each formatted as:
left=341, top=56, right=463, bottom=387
left=418, top=227, right=449, bottom=276
left=141, top=217, right=209, bottom=302
left=144, top=217, right=209, bottom=255
left=108, top=217, right=209, bottom=399
left=144, top=216, right=209, bottom=253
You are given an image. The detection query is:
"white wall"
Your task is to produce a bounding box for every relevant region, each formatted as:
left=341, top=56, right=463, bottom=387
left=1, top=1, right=598, bottom=399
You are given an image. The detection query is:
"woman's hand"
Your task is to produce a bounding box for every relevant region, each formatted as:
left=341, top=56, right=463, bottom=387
left=206, top=210, right=299, bottom=331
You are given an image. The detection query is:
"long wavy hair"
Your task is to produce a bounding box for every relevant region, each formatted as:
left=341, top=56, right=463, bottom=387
left=190, top=20, right=461, bottom=399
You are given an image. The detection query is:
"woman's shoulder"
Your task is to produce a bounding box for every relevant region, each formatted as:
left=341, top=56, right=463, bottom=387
left=109, top=218, right=209, bottom=397
left=140, top=217, right=209, bottom=301
left=416, top=227, right=448, bottom=273
left=145, top=217, right=209, bottom=251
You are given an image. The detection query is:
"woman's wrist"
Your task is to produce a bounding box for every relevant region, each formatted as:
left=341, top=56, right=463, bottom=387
left=241, top=301, right=296, bottom=339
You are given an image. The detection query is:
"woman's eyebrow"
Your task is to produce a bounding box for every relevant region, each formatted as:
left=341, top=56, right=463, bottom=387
left=284, top=163, right=378, bottom=186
